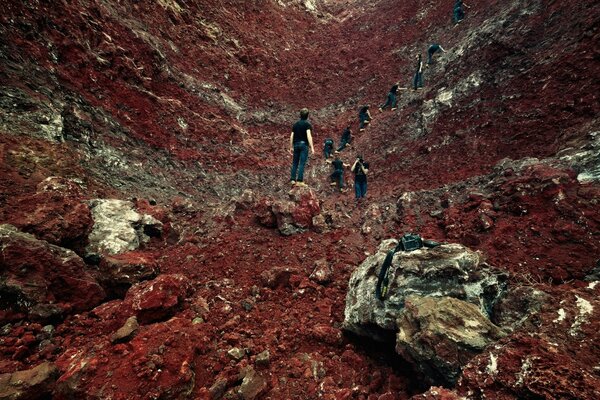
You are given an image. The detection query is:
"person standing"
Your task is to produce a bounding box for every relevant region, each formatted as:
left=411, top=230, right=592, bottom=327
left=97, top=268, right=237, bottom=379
left=413, top=54, right=424, bottom=90
left=351, top=155, right=369, bottom=200
left=379, top=82, right=402, bottom=111
left=358, top=105, right=372, bottom=131
left=427, top=44, right=446, bottom=64
left=289, top=108, right=315, bottom=186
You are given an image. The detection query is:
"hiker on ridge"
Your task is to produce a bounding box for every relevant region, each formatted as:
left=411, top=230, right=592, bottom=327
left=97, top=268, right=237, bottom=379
left=351, top=154, right=369, bottom=201
left=427, top=44, right=446, bottom=64
left=358, top=105, right=372, bottom=131
left=289, top=108, right=315, bottom=186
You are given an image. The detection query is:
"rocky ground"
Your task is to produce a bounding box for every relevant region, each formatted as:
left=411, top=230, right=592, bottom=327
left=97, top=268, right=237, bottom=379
left=0, top=0, right=599, bottom=399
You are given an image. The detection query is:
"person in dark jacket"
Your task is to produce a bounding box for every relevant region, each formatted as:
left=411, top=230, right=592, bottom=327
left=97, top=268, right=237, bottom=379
left=336, top=126, right=352, bottom=152
left=413, top=54, right=424, bottom=90
left=427, top=44, right=446, bottom=64
left=453, top=0, right=469, bottom=24
left=379, top=82, right=403, bottom=111
left=323, top=137, right=335, bottom=160
left=358, top=105, right=372, bottom=131
left=351, top=155, right=369, bottom=200
left=289, top=108, right=315, bottom=186
left=328, top=156, right=349, bottom=192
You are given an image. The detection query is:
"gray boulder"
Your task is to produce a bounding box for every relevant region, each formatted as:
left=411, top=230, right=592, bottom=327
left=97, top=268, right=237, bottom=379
left=343, top=240, right=507, bottom=340
left=0, top=362, right=59, bottom=399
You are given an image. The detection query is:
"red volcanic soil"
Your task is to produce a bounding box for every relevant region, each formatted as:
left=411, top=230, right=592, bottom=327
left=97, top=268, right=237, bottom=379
left=0, top=0, right=599, bottom=399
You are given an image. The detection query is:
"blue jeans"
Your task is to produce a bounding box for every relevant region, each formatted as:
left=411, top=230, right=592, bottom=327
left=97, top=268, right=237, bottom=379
left=324, top=146, right=333, bottom=159
left=380, top=92, right=397, bottom=110
left=331, top=170, right=344, bottom=189
left=453, top=7, right=464, bottom=23
left=359, top=114, right=370, bottom=129
left=354, top=180, right=367, bottom=199
left=413, top=72, right=423, bottom=89
left=427, top=50, right=435, bottom=64
left=291, top=141, right=308, bottom=182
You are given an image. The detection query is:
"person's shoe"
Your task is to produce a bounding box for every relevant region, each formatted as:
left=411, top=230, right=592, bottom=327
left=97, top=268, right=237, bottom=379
left=296, top=181, right=307, bottom=187
left=330, top=182, right=337, bottom=186
left=340, top=188, right=348, bottom=193
left=290, top=180, right=296, bottom=185
left=391, top=107, right=397, bottom=111
left=378, top=108, right=383, bottom=112
left=359, top=128, right=365, bottom=132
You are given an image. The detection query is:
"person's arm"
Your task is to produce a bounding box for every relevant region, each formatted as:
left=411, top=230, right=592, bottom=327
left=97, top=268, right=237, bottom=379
left=351, top=159, right=359, bottom=171
left=419, top=61, right=423, bottom=73
left=307, top=129, right=315, bottom=154
left=367, top=110, right=372, bottom=118
left=464, top=2, right=470, bottom=8
left=361, top=164, right=369, bottom=174
left=289, top=132, right=294, bottom=154
left=440, top=45, right=446, bottom=52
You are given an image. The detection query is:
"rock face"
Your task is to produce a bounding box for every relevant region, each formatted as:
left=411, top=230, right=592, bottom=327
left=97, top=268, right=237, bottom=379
left=86, top=199, right=163, bottom=256
left=343, top=240, right=507, bottom=340
left=0, top=362, right=59, bottom=400
left=97, top=253, right=159, bottom=297
left=0, top=224, right=105, bottom=322
left=397, top=295, right=506, bottom=385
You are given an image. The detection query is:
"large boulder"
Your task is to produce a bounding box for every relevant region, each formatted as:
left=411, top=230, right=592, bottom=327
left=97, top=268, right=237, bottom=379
left=0, top=362, right=59, bottom=400
left=396, top=295, right=506, bottom=385
left=97, top=252, right=159, bottom=298
left=343, top=240, right=507, bottom=340
left=6, top=177, right=93, bottom=252
left=257, top=186, right=321, bottom=235
left=0, top=224, right=105, bottom=323
left=86, top=199, right=163, bottom=256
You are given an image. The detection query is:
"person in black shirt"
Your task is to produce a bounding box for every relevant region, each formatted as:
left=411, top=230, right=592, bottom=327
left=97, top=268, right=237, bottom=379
left=379, top=82, right=402, bottom=111
left=427, top=44, right=446, bottom=64
left=328, top=156, right=349, bottom=192
left=289, top=108, right=315, bottom=186
left=358, top=105, right=372, bottom=131
left=323, top=138, right=334, bottom=160
left=351, top=155, right=369, bottom=200
left=453, top=0, right=469, bottom=24
left=413, top=54, right=424, bottom=90
left=336, top=126, right=352, bottom=153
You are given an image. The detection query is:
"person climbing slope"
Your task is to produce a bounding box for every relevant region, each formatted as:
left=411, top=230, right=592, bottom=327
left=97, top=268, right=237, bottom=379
left=289, top=108, right=315, bottom=186
left=323, top=137, right=335, bottom=160
left=427, top=44, right=446, bottom=64
left=413, top=53, right=424, bottom=90
left=379, top=82, right=404, bottom=111
left=351, top=154, right=369, bottom=201
left=328, top=156, right=349, bottom=192
left=336, top=125, right=353, bottom=153
left=358, top=105, right=372, bottom=131
left=453, top=0, right=470, bottom=24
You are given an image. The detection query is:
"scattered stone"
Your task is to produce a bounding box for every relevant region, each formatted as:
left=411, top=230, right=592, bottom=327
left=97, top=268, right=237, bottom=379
left=309, top=259, right=333, bottom=285
left=238, top=367, right=267, bottom=400
left=260, top=267, right=293, bottom=289
left=192, top=317, right=204, bottom=325
left=97, top=253, right=159, bottom=297
left=241, top=298, right=255, bottom=312
left=409, top=386, right=466, bottom=399
left=311, top=324, right=343, bottom=346
left=255, top=350, right=270, bottom=369
left=110, top=316, right=139, bottom=343
left=227, top=347, right=246, bottom=361
left=258, top=186, right=321, bottom=235
left=396, top=295, right=506, bottom=385
left=492, top=286, right=549, bottom=330
left=0, top=362, right=59, bottom=399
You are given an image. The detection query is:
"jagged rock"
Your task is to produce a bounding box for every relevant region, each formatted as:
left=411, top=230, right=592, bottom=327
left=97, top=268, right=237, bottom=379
left=110, top=316, right=139, bottom=343
left=5, top=177, right=93, bottom=252
left=227, top=347, right=246, bottom=361
left=492, top=286, right=550, bottom=330
left=123, top=274, right=192, bottom=324
left=260, top=267, right=293, bottom=289
left=457, top=284, right=600, bottom=400
left=238, top=367, right=267, bottom=400
left=309, top=258, right=333, bottom=285
left=343, top=240, right=507, bottom=341
left=310, top=324, right=342, bottom=346
left=86, top=199, right=163, bottom=256
left=55, top=318, right=198, bottom=400
left=409, top=387, right=465, bottom=400
left=396, top=295, right=506, bottom=385
left=0, top=362, right=59, bottom=400
left=97, top=252, right=159, bottom=297
left=259, top=186, right=321, bottom=235
left=0, top=224, right=105, bottom=322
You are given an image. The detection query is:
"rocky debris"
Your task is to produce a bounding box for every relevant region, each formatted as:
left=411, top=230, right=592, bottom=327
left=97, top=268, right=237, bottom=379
left=410, top=386, right=466, bottom=400
left=124, top=274, right=193, bottom=324
left=55, top=317, right=199, bottom=400
left=0, top=362, right=59, bottom=400
left=110, top=316, right=139, bottom=344
left=255, top=350, right=270, bottom=369
left=237, top=367, right=267, bottom=400
left=6, top=177, right=93, bottom=252
left=227, top=347, right=246, bottom=361
left=309, top=258, right=333, bottom=285
left=558, top=130, right=600, bottom=183
left=310, top=324, right=343, bottom=346
left=256, top=186, right=321, bottom=235
left=0, top=224, right=105, bottom=322
left=260, top=267, right=294, bottom=289
left=86, top=199, right=163, bottom=256
left=396, top=295, right=506, bottom=385
left=491, top=285, right=550, bottom=331
left=343, top=240, right=507, bottom=340
left=97, top=252, right=159, bottom=297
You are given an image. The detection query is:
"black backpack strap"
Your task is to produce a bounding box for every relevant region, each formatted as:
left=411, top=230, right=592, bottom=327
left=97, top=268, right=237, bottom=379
left=375, top=249, right=396, bottom=300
